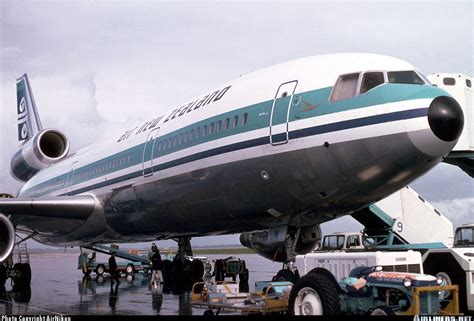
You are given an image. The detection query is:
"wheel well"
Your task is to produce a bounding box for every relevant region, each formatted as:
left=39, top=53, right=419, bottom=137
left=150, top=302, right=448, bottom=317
left=423, top=252, right=468, bottom=312
left=307, top=267, right=342, bottom=293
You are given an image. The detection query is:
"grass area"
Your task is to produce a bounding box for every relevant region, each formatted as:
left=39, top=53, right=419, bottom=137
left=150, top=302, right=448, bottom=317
left=192, top=247, right=255, bottom=255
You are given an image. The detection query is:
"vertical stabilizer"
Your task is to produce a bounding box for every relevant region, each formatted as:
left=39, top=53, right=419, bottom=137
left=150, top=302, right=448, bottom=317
left=16, top=74, right=43, bottom=142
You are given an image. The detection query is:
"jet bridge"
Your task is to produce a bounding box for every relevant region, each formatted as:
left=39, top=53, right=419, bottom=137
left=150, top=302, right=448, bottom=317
left=351, top=185, right=454, bottom=250
left=428, top=73, right=474, bottom=178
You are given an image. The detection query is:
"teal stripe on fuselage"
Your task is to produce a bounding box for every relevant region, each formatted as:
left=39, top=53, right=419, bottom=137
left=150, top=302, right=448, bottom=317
left=20, top=83, right=443, bottom=198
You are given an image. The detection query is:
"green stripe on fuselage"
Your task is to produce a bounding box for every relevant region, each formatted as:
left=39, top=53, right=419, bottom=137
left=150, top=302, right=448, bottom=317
left=20, top=83, right=443, bottom=198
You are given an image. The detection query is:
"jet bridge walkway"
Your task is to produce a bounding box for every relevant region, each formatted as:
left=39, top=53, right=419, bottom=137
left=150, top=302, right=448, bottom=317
left=351, top=186, right=454, bottom=250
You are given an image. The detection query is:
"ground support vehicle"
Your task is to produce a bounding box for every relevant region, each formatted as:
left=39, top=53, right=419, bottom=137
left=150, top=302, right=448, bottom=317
left=191, top=281, right=292, bottom=315
left=77, top=245, right=150, bottom=277
left=295, top=250, right=424, bottom=281
left=288, top=266, right=460, bottom=316
left=77, top=251, right=146, bottom=277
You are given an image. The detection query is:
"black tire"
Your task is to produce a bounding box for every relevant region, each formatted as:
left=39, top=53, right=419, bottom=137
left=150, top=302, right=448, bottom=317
left=370, top=306, right=394, bottom=315
left=96, top=276, right=105, bottom=284
left=143, top=267, right=149, bottom=275
left=274, top=269, right=296, bottom=283
left=239, top=268, right=249, bottom=293
left=13, top=263, right=31, bottom=286
left=288, top=273, right=341, bottom=316
left=203, top=309, right=214, bottom=316
left=162, top=259, right=173, bottom=293
left=96, top=264, right=105, bottom=276
left=12, top=284, right=31, bottom=303
left=424, top=253, right=468, bottom=313
left=126, top=264, right=134, bottom=274
left=192, top=259, right=204, bottom=284
left=182, top=259, right=194, bottom=290
left=214, top=259, right=224, bottom=282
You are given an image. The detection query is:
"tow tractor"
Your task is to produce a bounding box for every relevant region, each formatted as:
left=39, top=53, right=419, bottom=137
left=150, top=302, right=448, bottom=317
left=288, top=266, right=459, bottom=315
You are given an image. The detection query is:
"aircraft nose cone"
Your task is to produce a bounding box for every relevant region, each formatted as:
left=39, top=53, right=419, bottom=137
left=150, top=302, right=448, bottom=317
left=428, top=96, right=464, bottom=142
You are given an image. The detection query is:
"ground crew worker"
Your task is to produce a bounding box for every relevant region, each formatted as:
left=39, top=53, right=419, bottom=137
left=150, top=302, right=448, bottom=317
left=108, top=251, right=120, bottom=285
left=150, top=244, right=163, bottom=290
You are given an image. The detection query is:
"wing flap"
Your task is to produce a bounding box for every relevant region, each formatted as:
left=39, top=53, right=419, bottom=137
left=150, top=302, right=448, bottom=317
left=0, top=195, right=97, bottom=220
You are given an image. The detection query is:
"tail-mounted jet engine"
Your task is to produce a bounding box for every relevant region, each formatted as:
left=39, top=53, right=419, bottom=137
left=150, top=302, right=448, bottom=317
left=0, top=214, right=15, bottom=263
left=10, top=129, right=70, bottom=182
left=240, top=225, right=321, bottom=262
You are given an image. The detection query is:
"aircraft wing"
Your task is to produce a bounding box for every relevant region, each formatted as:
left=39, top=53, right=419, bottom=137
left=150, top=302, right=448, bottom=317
left=0, top=195, right=97, bottom=220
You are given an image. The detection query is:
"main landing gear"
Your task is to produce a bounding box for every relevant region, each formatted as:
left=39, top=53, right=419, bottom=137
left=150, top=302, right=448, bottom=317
left=272, top=230, right=302, bottom=284
left=165, top=237, right=204, bottom=294
left=1, top=234, right=32, bottom=287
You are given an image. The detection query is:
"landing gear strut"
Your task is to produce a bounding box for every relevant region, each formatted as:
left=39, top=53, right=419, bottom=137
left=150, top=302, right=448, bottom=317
left=173, top=237, right=193, bottom=262
left=166, top=237, right=197, bottom=293
left=273, top=228, right=302, bottom=283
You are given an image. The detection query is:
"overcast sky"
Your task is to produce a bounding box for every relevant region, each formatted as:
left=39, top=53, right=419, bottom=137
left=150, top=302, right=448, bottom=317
left=0, top=0, right=472, bottom=249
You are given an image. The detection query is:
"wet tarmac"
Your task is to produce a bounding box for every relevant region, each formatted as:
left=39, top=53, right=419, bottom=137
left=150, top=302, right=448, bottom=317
left=0, top=251, right=281, bottom=315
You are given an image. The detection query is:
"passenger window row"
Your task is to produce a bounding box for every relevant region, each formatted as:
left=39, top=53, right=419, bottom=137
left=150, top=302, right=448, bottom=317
left=330, top=70, right=426, bottom=102
left=36, top=154, right=134, bottom=194
left=156, top=112, right=249, bottom=153
left=76, top=154, right=132, bottom=181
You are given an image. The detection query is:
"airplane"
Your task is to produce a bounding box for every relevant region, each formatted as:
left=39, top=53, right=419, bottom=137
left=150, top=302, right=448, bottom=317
left=0, top=53, right=464, bottom=284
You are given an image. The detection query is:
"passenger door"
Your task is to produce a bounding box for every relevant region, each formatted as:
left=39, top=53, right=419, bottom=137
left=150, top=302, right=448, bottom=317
left=66, top=160, right=78, bottom=195
left=269, top=80, right=298, bottom=145
left=142, top=127, right=160, bottom=177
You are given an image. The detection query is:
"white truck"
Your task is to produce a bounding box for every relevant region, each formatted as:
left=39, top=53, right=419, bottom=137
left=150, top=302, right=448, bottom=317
left=295, top=249, right=423, bottom=281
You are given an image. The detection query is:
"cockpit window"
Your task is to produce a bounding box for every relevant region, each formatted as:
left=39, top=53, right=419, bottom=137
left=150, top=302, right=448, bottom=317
left=330, top=73, right=359, bottom=102
left=388, top=71, right=424, bottom=85
left=360, top=72, right=385, bottom=94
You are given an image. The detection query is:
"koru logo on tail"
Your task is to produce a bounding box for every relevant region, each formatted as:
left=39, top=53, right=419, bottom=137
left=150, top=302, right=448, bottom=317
left=17, top=96, right=29, bottom=141
left=19, top=97, right=26, bottom=113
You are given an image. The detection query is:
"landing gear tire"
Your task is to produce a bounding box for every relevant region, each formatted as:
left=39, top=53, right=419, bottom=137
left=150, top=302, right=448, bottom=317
left=273, top=269, right=296, bottom=283
left=288, top=273, right=341, bottom=316
left=370, top=306, right=395, bottom=315
left=96, top=264, right=105, bottom=276
left=12, top=284, right=31, bottom=303
left=192, top=259, right=204, bottom=284
left=162, top=259, right=173, bottom=293
left=0, top=264, right=7, bottom=286
left=13, top=263, right=31, bottom=286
